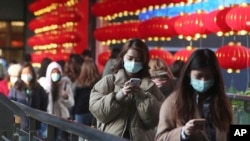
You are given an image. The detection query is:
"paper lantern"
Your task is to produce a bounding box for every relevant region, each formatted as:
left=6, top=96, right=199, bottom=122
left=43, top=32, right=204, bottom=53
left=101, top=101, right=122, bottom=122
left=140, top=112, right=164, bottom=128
left=139, top=16, right=179, bottom=39
left=174, top=13, right=209, bottom=39
left=98, top=51, right=111, bottom=66
left=149, top=48, right=173, bottom=65
left=225, top=6, right=250, bottom=34
left=173, top=46, right=196, bottom=62
left=216, top=42, right=250, bottom=73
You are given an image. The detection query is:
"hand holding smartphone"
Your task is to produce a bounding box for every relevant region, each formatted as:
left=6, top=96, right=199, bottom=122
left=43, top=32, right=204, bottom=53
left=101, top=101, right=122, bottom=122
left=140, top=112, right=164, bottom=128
left=193, top=119, right=206, bottom=129
left=129, top=78, right=141, bottom=86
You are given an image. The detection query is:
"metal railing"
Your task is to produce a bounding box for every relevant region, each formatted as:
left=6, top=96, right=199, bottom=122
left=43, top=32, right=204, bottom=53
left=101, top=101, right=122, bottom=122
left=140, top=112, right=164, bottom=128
left=1, top=92, right=250, bottom=141
left=0, top=94, right=127, bottom=141
left=227, top=93, right=250, bottom=124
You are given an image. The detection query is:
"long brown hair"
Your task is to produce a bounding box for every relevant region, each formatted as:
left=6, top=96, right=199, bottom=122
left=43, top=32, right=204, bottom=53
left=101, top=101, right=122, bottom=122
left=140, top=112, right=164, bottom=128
left=113, top=38, right=150, bottom=78
left=75, top=60, right=100, bottom=87
left=174, top=49, right=232, bottom=131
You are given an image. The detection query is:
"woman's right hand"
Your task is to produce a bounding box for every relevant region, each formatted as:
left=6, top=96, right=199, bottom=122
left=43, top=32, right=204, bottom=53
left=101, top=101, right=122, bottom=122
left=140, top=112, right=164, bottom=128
left=183, top=119, right=206, bottom=137
left=122, top=81, right=133, bottom=96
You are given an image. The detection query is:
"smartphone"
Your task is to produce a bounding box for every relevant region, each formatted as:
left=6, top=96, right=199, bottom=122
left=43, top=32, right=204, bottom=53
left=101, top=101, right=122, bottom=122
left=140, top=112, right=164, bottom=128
left=193, top=119, right=206, bottom=128
left=129, top=78, right=141, bottom=86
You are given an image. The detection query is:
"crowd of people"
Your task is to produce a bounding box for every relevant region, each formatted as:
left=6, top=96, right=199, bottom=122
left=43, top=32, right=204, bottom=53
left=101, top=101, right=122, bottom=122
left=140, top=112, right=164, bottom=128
left=0, top=38, right=233, bottom=141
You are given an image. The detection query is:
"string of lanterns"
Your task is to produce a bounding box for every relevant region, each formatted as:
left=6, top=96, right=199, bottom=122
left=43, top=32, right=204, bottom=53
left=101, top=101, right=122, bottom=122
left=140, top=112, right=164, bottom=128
left=93, top=0, right=250, bottom=73
left=28, top=0, right=81, bottom=64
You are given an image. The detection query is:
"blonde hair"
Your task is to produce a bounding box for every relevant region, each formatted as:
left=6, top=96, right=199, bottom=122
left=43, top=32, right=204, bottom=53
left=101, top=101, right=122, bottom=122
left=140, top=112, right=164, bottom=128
left=148, top=58, right=174, bottom=79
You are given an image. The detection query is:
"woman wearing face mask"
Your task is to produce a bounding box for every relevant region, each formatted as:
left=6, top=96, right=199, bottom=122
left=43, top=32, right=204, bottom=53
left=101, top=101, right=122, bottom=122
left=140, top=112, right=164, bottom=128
left=45, top=61, right=74, bottom=141
left=156, top=49, right=233, bottom=141
left=149, top=58, right=176, bottom=98
left=8, top=63, right=48, bottom=136
left=89, top=38, right=165, bottom=141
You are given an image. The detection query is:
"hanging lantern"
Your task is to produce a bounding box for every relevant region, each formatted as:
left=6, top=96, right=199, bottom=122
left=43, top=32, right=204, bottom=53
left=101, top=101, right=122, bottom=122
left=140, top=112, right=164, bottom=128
left=149, top=47, right=173, bottom=65
left=98, top=51, right=111, bottom=66
left=139, top=16, right=179, bottom=39
left=225, top=6, right=250, bottom=35
left=216, top=42, right=250, bottom=73
left=215, top=7, right=233, bottom=35
left=173, top=46, right=196, bottom=62
left=174, top=12, right=209, bottom=40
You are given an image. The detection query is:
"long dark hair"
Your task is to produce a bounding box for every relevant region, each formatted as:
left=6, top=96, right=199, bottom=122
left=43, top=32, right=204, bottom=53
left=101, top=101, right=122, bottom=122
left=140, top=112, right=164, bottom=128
left=113, top=38, right=150, bottom=78
left=38, top=57, right=52, bottom=78
left=15, top=62, right=39, bottom=90
left=174, top=49, right=232, bottom=131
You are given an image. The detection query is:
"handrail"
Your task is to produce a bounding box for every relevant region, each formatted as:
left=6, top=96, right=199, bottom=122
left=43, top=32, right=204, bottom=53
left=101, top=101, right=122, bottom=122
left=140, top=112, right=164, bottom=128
left=0, top=94, right=25, bottom=117
left=13, top=101, right=128, bottom=141
left=226, top=93, right=250, bottom=101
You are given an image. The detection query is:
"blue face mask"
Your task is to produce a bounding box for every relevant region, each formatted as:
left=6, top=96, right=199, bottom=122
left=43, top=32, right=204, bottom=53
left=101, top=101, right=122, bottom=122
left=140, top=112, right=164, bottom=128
left=190, top=78, right=214, bottom=93
left=124, top=61, right=143, bottom=73
left=51, top=73, right=61, bottom=82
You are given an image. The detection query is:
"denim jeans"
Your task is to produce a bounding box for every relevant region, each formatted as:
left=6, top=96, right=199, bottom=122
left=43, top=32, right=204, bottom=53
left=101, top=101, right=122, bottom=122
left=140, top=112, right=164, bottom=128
left=38, top=122, right=47, bottom=139
left=75, top=113, right=93, bottom=126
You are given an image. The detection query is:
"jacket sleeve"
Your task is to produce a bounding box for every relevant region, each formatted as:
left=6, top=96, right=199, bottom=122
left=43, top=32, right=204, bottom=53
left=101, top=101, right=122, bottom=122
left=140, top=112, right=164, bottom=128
left=156, top=94, right=182, bottom=141
left=89, top=75, right=123, bottom=123
left=135, top=83, right=165, bottom=128
left=61, top=81, right=74, bottom=108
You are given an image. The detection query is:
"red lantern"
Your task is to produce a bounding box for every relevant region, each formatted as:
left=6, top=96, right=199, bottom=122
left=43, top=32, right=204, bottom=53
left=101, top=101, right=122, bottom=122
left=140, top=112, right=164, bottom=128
left=215, top=7, right=232, bottom=34
left=98, top=51, right=111, bottom=66
left=139, top=16, right=179, bottom=39
left=175, top=13, right=209, bottom=38
left=225, top=6, right=250, bottom=34
left=216, top=42, right=250, bottom=72
left=173, top=46, right=196, bottom=62
left=149, top=48, right=173, bottom=65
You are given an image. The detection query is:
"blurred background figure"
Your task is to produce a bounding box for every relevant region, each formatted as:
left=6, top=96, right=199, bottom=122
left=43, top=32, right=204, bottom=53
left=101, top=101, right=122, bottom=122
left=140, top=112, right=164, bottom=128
left=45, top=61, right=74, bottom=141
left=149, top=58, right=176, bottom=98
left=8, top=63, right=48, bottom=139
left=102, top=47, right=121, bottom=77
left=81, top=49, right=93, bottom=61
left=0, top=63, right=22, bottom=97
left=170, top=60, right=185, bottom=79
left=38, top=57, right=52, bottom=94
left=72, top=60, right=100, bottom=141
left=0, top=59, right=8, bottom=96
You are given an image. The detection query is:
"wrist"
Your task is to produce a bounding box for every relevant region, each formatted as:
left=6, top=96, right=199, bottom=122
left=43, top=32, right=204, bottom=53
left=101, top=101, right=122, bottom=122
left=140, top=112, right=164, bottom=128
left=115, top=90, right=127, bottom=101
left=181, top=127, right=189, bottom=140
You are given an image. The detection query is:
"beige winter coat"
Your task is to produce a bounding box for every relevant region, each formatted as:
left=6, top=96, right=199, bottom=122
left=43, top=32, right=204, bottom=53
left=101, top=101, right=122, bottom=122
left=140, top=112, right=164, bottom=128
left=89, top=69, right=165, bottom=141
left=156, top=92, right=229, bottom=141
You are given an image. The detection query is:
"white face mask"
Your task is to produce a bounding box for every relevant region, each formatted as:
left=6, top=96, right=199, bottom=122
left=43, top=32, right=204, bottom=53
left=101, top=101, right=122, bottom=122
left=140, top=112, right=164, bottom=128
left=21, top=74, right=33, bottom=84
left=10, top=76, right=18, bottom=85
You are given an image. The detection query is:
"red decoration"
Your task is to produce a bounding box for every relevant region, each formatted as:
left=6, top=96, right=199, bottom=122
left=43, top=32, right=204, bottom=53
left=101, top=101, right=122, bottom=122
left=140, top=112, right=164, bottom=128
left=28, top=9, right=81, bottom=31
left=139, top=16, right=179, bottom=39
left=174, top=13, right=210, bottom=38
left=98, top=51, right=111, bottom=66
left=149, top=48, right=173, bottom=65
left=28, top=0, right=68, bottom=13
left=215, top=7, right=232, bottom=33
left=94, top=21, right=141, bottom=41
left=173, top=46, right=196, bottom=62
left=28, top=31, right=81, bottom=47
left=216, top=42, right=250, bottom=72
left=225, top=6, right=250, bottom=34
left=91, top=0, right=188, bottom=17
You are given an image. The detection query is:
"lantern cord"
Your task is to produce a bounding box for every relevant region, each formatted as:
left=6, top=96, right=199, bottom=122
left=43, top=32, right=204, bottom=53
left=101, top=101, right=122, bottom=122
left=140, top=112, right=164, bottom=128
left=221, top=36, right=225, bottom=47
left=199, top=37, right=202, bottom=49
left=246, top=35, right=250, bottom=90
left=189, top=40, right=193, bottom=47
